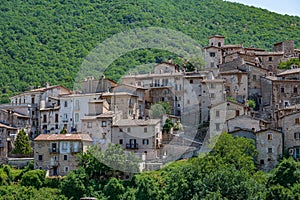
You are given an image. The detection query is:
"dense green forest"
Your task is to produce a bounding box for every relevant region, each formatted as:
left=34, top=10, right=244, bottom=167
left=0, top=0, right=300, bottom=102
left=1, top=133, right=300, bottom=199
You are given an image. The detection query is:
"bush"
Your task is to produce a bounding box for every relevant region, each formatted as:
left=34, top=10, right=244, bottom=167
left=21, top=170, right=46, bottom=189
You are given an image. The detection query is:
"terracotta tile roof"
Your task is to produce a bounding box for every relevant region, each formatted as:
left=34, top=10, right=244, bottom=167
left=113, top=119, right=161, bottom=126
left=34, top=133, right=93, bottom=141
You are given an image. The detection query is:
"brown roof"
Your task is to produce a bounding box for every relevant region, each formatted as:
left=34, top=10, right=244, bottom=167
left=0, top=123, right=18, bottom=130
left=209, top=35, right=225, bottom=39
left=34, top=133, right=93, bottom=142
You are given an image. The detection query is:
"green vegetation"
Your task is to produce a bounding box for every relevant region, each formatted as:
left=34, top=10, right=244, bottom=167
left=2, top=134, right=300, bottom=199
left=0, top=0, right=300, bottom=102
left=278, top=58, right=300, bottom=69
left=12, top=129, right=32, bottom=155
left=247, top=99, right=256, bottom=109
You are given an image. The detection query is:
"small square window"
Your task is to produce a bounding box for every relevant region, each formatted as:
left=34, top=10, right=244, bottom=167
left=210, top=52, right=216, bottom=57
left=87, top=122, right=92, bottom=128
left=38, top=155, right=43, bottom=161
left=295, top=118, right=300, bottom=124
left=102, top=121, right=107, bottom=127
left=127, top=128, right=131, bottom=133
left=268, top=148, right=272, bottom=153
left=267, top=133, right=273, bottom=140
left=143, top=139, right=149, bottom=145
left=64, top=166, right=69, bottom=172
left=294, top=132, right=300, bottom=140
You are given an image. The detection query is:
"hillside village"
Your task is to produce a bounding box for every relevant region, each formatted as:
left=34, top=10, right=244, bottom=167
left=0, top=35, right=300, bottom=175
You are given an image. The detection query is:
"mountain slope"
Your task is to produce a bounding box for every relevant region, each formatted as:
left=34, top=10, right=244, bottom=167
left=0, top=0, right=299, bottom=102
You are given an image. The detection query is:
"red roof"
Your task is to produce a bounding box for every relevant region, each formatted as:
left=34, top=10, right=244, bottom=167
left=34, top=134, right=93, bottom=142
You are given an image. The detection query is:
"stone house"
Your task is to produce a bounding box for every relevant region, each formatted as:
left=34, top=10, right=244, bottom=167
left=261, top=75, right=300, bottom=109
left=200, top=79, right=225, bottom=123
left=255, top=129, right=283, bottom=171
left=111, top=118, right=162, bottom=161
left=81, top=76, right=117, bottom=93
left=0, top=108, right=30, bottom=133
left=34, top=133, right=93, bottom=176
left=282, top=111, right=300, bottom=159
left=8, top=84, right=72, bottom=135
left=0, top=123, right=17, bottom=164
left=58, top=93, right=101, bottom=133
left=226, top=115, right=261, bottom=133
left=220, top=70, right=248, bottom=103
left=209, top=100, right=246, bottom=138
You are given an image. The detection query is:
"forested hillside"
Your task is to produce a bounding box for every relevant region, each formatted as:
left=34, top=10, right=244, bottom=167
left=0, top=0, right=299, bottom=102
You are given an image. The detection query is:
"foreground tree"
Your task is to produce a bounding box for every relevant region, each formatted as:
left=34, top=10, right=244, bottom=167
left=12, top=129, right=32, bottom=155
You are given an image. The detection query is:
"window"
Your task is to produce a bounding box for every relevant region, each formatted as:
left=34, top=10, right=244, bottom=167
left=190, top=79, right=193, bottom=84
left=210, top=93, right=215, bottom=98
left=295, top=147, right=300, bottom=159
left=64, top=155, right=68, bottom=161
left=127, top=128, right=131, bottom=133
left=64, top=101, right=68, bottom=107
left=43, top=114, right=47, bottom=123
left=210, top=83, right=215, bottom=89
left=75, top=100, right=80, bottom=110
left=38, top=155, right=43, bottom=161
left=75, top=113, right=79, bottom=122
left=144, top=127, right=147, bottom=133
left=268, top=57, right=273, bottom=61
left=216, top=110, right=220, bottom=117
left=294, top=86, right=298, bottom=93
left=281, top=87, right=285, bottom=93
left=177, top=104, right=181, bottom=108
left=210, top=62, right=214, bottom=68
left=268, top=148, right=273, bottom=153
left=236, top=110, right=240, bottom=116
left=295, top=118, right=300, bottom=124
left=64, top=166, right=69, bottom=173
left=102, top=121, right=107, bottom=127
left=260, top=160, right=265, bottom=165
left=143, top=139, right=149, bottom=145
left=119, top=128, right=123, bottom=132
left=267, top=133, right=273, bottom=140
left=55, top=114, right=58, bottom=123
left=119, top=139, right=123, bottom=145
left=216, top=123, right=220, bottom=131
left=210, top=52, right=216, bottom=57
left=87, top=122, right=92, bottom=128
left=253, top=75, right=257, bottom=81
left=187, top=100, right=190, bottom=104
left=294, top=132, right=300, bottom=140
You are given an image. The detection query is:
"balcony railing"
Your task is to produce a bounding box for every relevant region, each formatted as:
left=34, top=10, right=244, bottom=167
left=49, top=148, right=59, bottom=153
left=71, top=147, right=81, bottom=153
left=126, top=143, right=138, bottom=149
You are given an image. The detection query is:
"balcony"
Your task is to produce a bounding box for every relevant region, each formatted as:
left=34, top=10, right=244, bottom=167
left=126, top=143, right=138, bottom=150
left=71, top=147, right=81, bottom=153
left=49, top=148, right=59, bottom=153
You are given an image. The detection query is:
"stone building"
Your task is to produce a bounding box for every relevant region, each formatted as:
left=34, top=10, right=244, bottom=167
left=34, top=133, right=93, bottom=176
left=81, top=76, right=117, bottom=93
left=220, top=70, right=248, bottom=103
left=111, top=118, right=162, bottom=161
left=209, top=100, right=246, bottom=138
left=8, top=84, right=72, bottom=135
left=261, top=76, right=300, bottom=110
left=282, top=111, right=300, bottom=159
left=256, top=129, right=283, bottom=171
left=0, top=123, right=17, bottom=164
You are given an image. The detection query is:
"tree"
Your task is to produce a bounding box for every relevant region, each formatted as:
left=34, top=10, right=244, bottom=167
left=247, top=99, right=256, bottom=109
left=103, top=178, right=125, bottom=200
left=12, top=129, right=32, bottom=155
left=20, top=170, right=46, bottom=189
left=163, top=118, right=174, bottom=133
left=268, top=157, right=300, bottom=188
